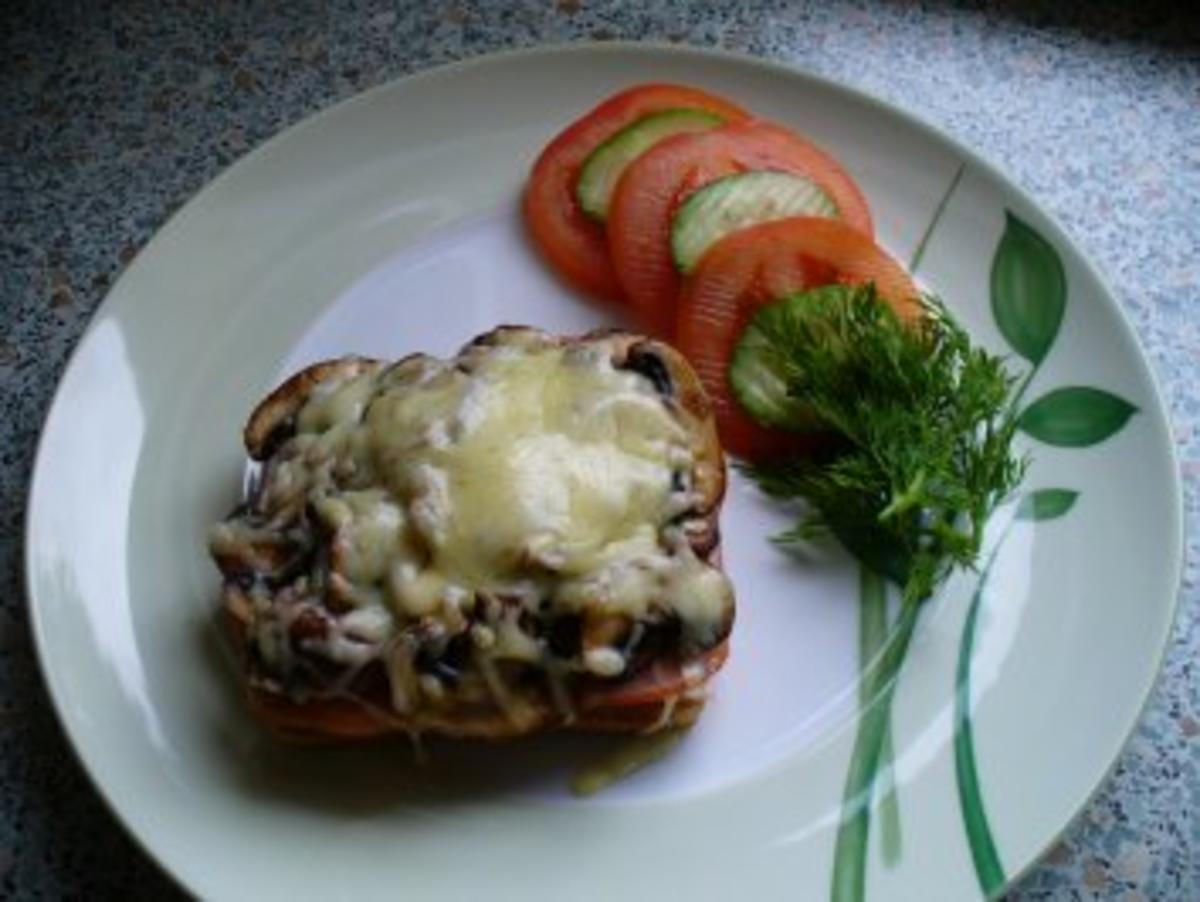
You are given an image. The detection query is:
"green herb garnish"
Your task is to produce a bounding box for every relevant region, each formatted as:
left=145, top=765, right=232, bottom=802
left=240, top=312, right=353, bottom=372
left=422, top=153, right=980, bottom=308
left=731, top=283, right=1027, bottom=605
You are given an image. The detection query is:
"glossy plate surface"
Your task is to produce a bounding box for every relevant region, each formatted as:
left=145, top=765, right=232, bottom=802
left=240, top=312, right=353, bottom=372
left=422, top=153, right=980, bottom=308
left=26, top=44, right=1180, bottom=900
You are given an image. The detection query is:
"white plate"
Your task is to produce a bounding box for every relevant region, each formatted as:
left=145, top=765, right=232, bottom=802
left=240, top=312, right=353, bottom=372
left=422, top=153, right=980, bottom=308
left=26, top=44, right=1181, bottom=901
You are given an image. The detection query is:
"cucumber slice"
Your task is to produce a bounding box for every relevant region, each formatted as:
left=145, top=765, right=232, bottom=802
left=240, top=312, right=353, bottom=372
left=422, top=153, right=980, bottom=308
left=729, top=287, right=854, bottom=431
left=671, top=171, right=839, bottom=273
left=576, top=108, right=726, bottom=222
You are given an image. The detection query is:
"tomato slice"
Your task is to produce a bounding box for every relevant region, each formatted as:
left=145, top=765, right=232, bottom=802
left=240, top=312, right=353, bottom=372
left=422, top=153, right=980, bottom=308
left=580, top=641, right=730, bottom=709
left=675, top=217, right=920, bottom=461
left=608, top=120, right=875, bottom=335
left=523, top=84, right=750, bottom=301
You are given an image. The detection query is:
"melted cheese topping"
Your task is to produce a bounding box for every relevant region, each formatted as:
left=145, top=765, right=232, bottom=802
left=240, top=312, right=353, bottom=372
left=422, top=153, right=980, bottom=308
left=366, top=346, right=689, bottom=593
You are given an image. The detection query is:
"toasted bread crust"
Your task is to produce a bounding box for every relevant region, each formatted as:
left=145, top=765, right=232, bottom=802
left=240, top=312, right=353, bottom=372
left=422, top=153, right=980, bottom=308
left=243, top=685, right=709, bottom=741
left=217, top=327, right=732, bottom=741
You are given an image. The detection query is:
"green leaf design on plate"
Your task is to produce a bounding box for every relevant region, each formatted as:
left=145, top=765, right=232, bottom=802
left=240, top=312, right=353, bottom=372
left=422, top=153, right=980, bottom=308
left=1018, top=386, right=1137, bottom=446
left=991, top=212, right=1066, bottom=364
left=1016, top=488, right=1079, bottom=521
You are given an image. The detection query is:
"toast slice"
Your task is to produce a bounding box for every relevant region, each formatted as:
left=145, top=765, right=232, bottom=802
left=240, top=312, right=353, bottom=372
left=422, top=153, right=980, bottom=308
left=210, top=326, right=734, bottom=740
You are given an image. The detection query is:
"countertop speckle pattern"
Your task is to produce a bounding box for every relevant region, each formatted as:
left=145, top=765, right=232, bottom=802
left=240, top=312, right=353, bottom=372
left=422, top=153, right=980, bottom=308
left=2, top=1, right=1197, bottom=898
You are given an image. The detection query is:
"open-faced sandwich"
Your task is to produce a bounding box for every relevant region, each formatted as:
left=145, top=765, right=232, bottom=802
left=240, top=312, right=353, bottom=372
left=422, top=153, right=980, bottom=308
left=209, top=326, right=735, bottom=740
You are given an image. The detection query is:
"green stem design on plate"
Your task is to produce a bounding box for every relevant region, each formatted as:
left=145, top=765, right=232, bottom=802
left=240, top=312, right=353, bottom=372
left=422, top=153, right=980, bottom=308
left=832, top=595, right=922, bottom=902
left=953, top=489, right=1078, bottom=897
left=953, top=530, right=1010, bottom=898
left=909, top=162, right=966, bottom=275
left=1011, top=359, right=1039, bottom=411
left=858, top=567, right=902, bottom=866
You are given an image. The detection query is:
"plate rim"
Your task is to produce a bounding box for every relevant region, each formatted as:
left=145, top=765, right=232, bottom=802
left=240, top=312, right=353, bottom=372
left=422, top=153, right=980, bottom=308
left=23, top=40, right=1185, bottom=896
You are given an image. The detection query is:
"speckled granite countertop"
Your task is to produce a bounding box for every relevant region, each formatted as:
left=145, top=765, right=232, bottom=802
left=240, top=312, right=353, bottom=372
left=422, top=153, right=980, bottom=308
left=2, top=1, right=1196, bottom=898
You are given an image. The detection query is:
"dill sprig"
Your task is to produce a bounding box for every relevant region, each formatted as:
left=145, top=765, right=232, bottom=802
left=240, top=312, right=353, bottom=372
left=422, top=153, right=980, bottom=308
left=736, top=284, right=1027, bottom=605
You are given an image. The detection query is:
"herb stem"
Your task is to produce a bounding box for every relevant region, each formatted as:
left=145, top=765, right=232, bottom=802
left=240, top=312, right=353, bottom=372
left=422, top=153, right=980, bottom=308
left=879, top=470, right=926, bottom=522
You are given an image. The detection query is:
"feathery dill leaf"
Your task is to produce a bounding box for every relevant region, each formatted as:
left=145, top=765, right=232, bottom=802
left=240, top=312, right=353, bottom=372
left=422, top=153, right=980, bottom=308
left=734, top=284, right=1027, bottom=605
